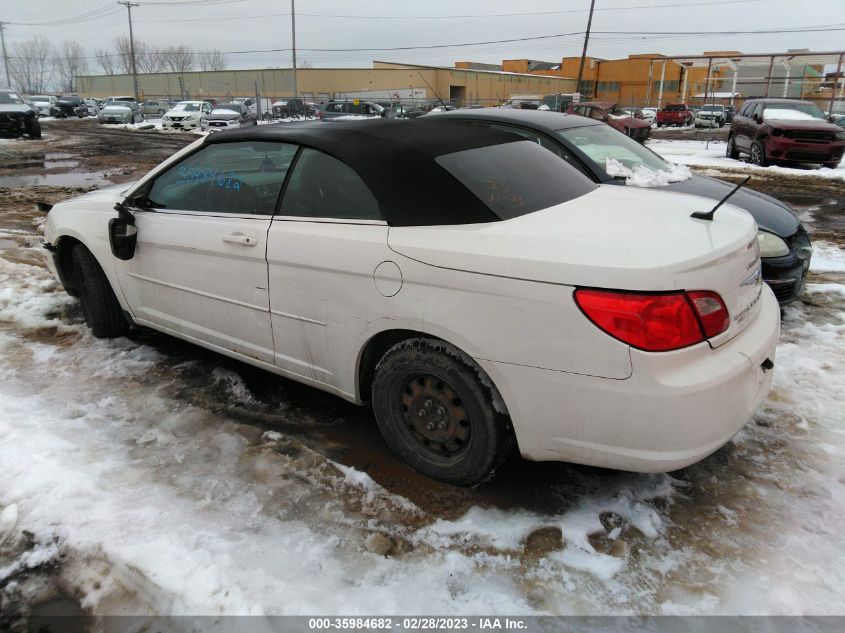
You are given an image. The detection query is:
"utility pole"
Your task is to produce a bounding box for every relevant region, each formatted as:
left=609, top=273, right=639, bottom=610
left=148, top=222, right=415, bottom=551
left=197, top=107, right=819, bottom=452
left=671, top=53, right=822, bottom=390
left=0, top=22, right=10, bottom=88
left=118, top=1, right=140, bottom=101
left=291, top=0, right=298, bottom=97
left=575, top=0, right=596, bottom=98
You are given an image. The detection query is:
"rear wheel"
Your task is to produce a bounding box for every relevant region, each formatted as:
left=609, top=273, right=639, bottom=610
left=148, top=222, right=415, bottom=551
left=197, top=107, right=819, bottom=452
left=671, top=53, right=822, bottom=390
left=71, top=244, right=128, bottom=338
left=823, top=161, right=840, bottom=169
left=371, top=338, right=513, bottom=486
left=750, top=141, right=768, bottom=167
left=726, top=135, right=740, bottom=159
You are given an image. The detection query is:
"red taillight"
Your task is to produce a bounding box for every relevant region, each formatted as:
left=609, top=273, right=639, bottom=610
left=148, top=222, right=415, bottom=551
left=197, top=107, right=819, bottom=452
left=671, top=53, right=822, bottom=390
left=687, top=290, right=730, bottom=338
left=574, top=289, right=730, bottom=352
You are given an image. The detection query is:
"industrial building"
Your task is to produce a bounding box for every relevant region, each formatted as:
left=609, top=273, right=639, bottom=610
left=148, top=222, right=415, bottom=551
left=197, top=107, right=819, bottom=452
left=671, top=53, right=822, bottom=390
left=459, top=50, right=844, bottom=109
left=76, top=61, right=578, bottom=106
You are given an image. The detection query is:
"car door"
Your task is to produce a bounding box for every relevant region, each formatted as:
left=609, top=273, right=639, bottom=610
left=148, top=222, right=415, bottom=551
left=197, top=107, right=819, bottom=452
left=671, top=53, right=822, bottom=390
left=266, top=147, right=391, bottom=395
left=115, top=140, right=298, bottom=364
left=737, top=102, right=762, bottom=151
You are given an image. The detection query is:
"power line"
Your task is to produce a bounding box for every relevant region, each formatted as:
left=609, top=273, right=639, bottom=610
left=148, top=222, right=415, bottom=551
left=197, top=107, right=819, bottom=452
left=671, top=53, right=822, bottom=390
left=6, top=24, right=845, bottom=61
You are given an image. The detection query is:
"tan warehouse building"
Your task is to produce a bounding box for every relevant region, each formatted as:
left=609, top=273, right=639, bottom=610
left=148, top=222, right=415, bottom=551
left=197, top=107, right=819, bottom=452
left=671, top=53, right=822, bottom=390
left=76, top=61, right=578, bottom=106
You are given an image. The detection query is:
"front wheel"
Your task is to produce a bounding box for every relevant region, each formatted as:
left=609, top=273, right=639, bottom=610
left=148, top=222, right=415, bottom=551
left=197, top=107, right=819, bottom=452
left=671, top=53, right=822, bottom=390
left=25, top=117, right=41, bottom=139
left=726, top=135, right=740, bottom=159
left=823, top=161, right=840, bottom=169
left=750, top=140, right=768, bottom=167
left=371, top=339, right=513, bottom=486
left=71, top=244, right=128, bottom=338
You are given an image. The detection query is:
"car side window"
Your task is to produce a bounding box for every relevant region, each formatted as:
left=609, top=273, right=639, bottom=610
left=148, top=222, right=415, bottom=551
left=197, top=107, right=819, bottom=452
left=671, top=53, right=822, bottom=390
left=752, top=103, right=764, bottom=119
left=280, top=147, right=381, bottom=221
left=488, top=123, right=592, bottom=177
left=588, top=108, right=605, bottom=121
left=147, top=141, right=298, bottom=216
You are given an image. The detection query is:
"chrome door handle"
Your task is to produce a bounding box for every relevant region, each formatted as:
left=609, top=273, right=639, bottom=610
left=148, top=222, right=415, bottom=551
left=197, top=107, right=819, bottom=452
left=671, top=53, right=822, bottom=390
left=223, top=233, right=257, bottom=246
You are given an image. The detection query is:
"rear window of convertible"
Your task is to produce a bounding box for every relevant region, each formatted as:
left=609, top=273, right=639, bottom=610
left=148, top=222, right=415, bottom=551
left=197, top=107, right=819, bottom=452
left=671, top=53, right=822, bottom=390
left=434, top=140, right=596, bottom=220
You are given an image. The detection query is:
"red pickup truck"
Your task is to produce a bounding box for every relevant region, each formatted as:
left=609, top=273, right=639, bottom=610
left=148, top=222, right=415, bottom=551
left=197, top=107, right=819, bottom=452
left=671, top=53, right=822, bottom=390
left=655, top=104, right=694, bottom=127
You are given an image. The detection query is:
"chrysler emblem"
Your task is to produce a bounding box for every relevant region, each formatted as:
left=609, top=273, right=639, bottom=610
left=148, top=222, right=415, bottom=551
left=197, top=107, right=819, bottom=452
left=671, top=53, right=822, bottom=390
left=740, top=266, right=762, bottom=287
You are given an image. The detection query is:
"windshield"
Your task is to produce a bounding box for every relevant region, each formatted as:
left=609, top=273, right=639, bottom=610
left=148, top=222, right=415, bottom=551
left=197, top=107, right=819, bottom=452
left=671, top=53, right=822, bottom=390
left=556, top=124, right=669, bottom=176
left=435, top=140, right=596, bottom=220
left=32, top=96, right=52, bottom=102
left=174, top=102, right=201, bottom=111
left=763, top=102, right=826, bottom=121
left=0, top=91, right=24, bottom=104
left=701, top=105, right=724, bottom=112
left=216, top=104, right=241, bottom=111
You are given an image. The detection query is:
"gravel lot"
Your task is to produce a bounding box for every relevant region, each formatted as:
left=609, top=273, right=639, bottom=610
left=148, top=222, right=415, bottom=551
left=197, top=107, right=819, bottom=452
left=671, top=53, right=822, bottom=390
left=1, top=120, right=844, bottom=623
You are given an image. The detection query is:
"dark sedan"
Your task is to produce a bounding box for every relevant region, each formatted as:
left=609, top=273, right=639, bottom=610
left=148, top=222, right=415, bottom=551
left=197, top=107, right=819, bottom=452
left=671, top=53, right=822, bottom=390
left=431, top=108, right=812, bottom=305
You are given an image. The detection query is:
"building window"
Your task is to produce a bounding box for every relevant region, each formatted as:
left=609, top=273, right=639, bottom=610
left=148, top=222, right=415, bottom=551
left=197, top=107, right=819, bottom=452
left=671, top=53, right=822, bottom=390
left=596, top=81, right=620, bottom=93
left=652, top=80, right=680, bottom=93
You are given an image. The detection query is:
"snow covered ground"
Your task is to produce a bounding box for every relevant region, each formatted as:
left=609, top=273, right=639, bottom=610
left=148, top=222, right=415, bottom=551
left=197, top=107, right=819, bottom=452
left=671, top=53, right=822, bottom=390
left=648, top=139, right=845, bottom=179
left=0, top=222, right=844, bottom=617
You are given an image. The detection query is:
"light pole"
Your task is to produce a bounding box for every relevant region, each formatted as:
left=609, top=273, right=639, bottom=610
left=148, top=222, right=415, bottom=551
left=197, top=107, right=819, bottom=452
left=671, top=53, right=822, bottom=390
left=575, top=0, right=597, bottom=97
left=291, top=0, right=297, bottom=98
left=118, top=1, right=140, bottom=100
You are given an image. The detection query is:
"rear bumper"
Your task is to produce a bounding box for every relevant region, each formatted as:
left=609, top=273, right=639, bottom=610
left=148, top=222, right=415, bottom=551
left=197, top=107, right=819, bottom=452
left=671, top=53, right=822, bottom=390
left=479, top=286, right=780, bottom=472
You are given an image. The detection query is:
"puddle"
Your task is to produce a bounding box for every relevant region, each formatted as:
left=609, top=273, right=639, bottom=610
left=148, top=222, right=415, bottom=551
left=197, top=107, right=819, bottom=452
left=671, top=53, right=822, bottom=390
left=0, top=171, right=116, bottom=187
left=46, top=160, right=79, bottom=170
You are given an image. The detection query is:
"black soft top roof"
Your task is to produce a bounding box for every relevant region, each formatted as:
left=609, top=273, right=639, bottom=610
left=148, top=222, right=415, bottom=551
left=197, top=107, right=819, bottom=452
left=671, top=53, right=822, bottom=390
left=203, top=119, right=529, bottom=226
left=427, top=107, right=603, bottom=133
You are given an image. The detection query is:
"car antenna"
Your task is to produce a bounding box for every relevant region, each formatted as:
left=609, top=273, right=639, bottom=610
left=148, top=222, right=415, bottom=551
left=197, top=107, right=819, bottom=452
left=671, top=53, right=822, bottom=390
left=417, top=71, right=447, bottom=109
left=691, top=175, right=751, bottom=221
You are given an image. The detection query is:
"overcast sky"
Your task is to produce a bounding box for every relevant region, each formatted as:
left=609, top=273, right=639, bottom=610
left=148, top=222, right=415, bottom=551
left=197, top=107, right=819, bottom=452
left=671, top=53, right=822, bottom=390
left=3, top=0, right=845, bottom=73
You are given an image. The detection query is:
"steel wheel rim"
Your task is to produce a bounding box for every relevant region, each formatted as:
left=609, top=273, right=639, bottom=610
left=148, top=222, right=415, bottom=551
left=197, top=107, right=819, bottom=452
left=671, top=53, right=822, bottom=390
left=751, top=145, right=762, bottom=164
left=400, top=374, right=471, bottom=458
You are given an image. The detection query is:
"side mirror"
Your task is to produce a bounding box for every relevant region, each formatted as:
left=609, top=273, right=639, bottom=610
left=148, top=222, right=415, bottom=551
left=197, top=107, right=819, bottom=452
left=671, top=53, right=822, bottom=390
left=109, top=218, right=137, bottom=261
left=753, top=113, right=762, bottom=124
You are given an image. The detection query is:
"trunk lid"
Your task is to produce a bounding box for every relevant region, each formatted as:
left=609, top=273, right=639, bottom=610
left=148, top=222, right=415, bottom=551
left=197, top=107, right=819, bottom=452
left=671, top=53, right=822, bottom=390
left=388, top=185, right=763, bottom=346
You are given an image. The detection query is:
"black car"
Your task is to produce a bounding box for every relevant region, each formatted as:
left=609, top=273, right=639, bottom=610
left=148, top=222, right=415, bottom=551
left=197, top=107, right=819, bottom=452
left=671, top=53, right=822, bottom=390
left=431, top=108, right=812, bottom=305
left=56, top=95, right=83, bottom=118
left=0, top=88, right=42, bottom=139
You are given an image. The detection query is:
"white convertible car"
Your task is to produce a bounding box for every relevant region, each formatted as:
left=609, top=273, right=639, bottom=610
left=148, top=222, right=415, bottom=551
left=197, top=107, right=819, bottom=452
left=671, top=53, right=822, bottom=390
left=42, top=120, right=779, bottom=485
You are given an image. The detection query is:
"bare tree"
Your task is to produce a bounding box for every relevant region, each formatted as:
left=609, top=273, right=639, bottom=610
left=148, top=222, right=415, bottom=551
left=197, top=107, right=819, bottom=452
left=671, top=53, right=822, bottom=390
left=114, top=36, right=134, bottom=74
left=8, top=35, right=54, bottom=94
left=160, top=45, right=194, bottom=73
left=53, top=40, right=87, bottom=92
left=95, top=48, right=118, bottom=75
left=298, top=59, right=313, bottom=69
left=113, top=36, right=165, bottom=75
left=198, top=49, right=227, bottom=71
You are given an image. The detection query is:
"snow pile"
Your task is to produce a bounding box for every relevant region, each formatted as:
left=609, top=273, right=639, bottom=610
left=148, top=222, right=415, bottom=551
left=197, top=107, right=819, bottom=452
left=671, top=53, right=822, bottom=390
left=763, top=109, right=817, bottom=121
left=649, top=139, right=845, bottom=176
left=331, top=115, right=377, bottom=121
left=810, top=241, right=845, bottom=273
left=605, top=157, right=692, bottom=187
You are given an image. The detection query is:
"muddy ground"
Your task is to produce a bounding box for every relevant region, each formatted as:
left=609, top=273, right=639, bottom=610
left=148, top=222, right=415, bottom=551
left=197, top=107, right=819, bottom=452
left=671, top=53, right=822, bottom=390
left=0, top=120, right=844, bottom=626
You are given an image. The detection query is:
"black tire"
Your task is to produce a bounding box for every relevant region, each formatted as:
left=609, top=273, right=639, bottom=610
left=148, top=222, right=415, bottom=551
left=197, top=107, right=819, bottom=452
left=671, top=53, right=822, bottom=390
left=25, top=117, right=41, bottom=139
left=371, top=338, right=513, bottom=486
left=71, top=244, right=128, bottom=338
left=823, top=161, right=840, bottom=169
left=750, top=140, right=768, bottom=167
left=157, top=109, right=165, bottom=116
left=726, top=135, right=740, bottom=159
